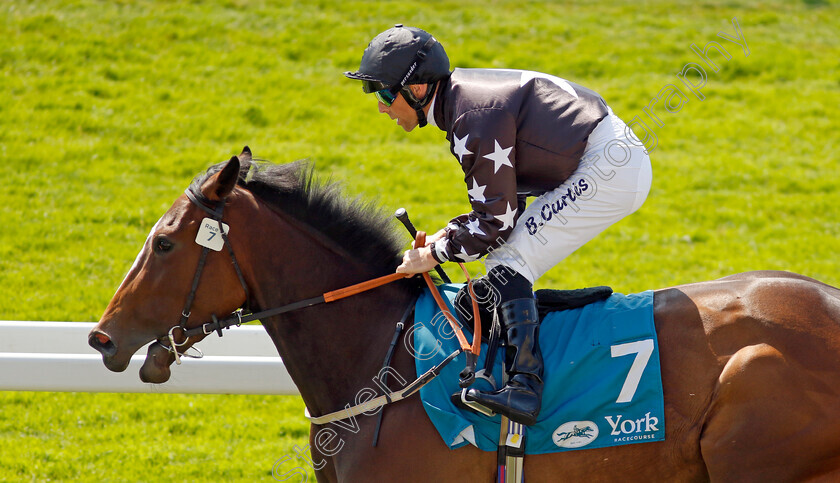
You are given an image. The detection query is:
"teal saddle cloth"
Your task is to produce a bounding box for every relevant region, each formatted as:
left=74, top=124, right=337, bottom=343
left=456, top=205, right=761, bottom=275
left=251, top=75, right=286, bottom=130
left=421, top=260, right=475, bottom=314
left=413, top=284, right=664, bottom=455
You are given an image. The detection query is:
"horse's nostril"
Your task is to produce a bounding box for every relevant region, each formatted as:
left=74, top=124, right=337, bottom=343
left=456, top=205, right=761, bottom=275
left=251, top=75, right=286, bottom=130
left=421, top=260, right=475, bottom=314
left=89, top=331, right=117, bottom=357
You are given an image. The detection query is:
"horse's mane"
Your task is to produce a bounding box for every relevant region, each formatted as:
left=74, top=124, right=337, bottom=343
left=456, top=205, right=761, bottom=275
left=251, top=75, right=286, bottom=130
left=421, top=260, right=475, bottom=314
left=190, top=159, right=407, bottom=274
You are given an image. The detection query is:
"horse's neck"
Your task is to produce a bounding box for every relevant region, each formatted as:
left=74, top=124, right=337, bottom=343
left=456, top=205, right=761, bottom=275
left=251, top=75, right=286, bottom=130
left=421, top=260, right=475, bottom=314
left=234, top=199, right=418, bottom=417
left=271, top=285, right=417, bottom=418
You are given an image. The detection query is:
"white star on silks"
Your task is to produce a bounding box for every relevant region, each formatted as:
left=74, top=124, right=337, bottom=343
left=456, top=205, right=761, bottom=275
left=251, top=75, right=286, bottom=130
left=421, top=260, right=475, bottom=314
left=452, top=133, right=473, bottom=164
left=465, top=217, right=486, bottom=236
left=483, top=140, right=514, bottom=173
left=456, top=245, right=480, bottom=262
left=494, top=202, right=518, bottom=231
left=467, top=177, right=487, bottom=203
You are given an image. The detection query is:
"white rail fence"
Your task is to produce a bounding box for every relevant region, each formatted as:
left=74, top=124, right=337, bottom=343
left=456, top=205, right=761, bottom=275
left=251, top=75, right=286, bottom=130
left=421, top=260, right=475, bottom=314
left=0, top=321, right=298, bottom=395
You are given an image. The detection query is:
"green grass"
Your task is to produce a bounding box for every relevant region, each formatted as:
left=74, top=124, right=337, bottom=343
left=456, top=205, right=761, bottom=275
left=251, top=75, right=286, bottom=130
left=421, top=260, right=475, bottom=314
left=1, top=0, right=839, bottom=480
left=0, top=392, right=310, bottom=481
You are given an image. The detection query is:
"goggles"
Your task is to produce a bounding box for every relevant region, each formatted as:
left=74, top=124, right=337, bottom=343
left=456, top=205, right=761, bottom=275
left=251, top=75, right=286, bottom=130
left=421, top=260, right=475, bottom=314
left=363, top=80, right=400, bottom=107
left=374, top=89, right=399, bottom=107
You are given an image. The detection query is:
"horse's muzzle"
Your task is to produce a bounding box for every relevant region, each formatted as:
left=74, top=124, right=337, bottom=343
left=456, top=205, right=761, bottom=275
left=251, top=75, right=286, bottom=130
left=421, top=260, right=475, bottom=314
left=88, top=330, right=130, bottom=372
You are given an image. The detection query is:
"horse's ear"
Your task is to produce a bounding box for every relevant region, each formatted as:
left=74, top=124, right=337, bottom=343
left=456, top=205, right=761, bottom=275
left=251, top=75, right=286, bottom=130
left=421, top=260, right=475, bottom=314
left=205, top=156, right=240, bottom=201
left=239, top=146, right=252, bottom=163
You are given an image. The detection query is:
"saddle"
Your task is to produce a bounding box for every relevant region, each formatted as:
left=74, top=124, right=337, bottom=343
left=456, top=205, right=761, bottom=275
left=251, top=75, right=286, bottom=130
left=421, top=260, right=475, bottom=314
left=416, top=287, right=662, bottom=482
left=453, top=282, right=614, bottom=339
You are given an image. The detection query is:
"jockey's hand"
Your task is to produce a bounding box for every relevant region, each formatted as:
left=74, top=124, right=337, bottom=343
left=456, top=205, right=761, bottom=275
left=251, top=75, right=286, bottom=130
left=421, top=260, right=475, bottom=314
left=425, top=228, right=447, bottom=246
left=396, top=245, right=439, bottom=274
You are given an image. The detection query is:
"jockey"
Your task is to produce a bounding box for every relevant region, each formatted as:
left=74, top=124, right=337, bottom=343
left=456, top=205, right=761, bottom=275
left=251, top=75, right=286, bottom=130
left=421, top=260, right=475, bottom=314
left=345, top=25, right=652, bottom=426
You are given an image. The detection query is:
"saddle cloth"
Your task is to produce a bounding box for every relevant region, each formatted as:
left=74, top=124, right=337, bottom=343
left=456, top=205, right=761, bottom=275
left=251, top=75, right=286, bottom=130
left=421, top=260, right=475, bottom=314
left=413, top=284, right=665, bottom=455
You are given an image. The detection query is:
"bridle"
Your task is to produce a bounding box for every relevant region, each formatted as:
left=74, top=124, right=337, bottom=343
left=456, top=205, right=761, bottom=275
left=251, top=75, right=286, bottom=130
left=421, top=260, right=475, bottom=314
left=156, top=183, right=412, bottom=364
left=155, top=185, right=252, bottom=364
left=152, top=179, right=487, bottom=425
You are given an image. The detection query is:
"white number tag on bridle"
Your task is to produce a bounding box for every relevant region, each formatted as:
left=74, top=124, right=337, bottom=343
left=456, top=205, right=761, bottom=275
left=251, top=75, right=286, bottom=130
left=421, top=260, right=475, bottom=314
left=195, top=217, right=230, bottom=251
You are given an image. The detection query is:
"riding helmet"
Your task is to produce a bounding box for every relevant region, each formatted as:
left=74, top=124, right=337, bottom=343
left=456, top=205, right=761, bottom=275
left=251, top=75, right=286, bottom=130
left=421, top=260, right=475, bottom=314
left=344, top=24, right=451, bottom=91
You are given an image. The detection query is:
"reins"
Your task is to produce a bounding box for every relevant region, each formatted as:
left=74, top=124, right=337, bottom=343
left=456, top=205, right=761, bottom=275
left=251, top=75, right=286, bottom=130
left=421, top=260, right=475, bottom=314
left=305, top=233, right=484, bottom=426
left=415, top=231, right=483, bottom=387
left=179, top=272, right=410, bottom=339
left=159, top=185, right=483, bottom=424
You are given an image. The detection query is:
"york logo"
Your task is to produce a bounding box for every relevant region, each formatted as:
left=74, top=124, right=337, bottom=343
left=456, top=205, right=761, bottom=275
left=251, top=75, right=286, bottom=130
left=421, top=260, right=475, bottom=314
left=552, top=420, right=599, bottom=449
left=604, top=412, right=659, bottom=436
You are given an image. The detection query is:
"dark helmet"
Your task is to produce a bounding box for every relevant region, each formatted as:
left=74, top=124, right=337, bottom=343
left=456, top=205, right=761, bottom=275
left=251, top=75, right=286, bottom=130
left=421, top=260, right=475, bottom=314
left=344, top=24, right=450, bottom=94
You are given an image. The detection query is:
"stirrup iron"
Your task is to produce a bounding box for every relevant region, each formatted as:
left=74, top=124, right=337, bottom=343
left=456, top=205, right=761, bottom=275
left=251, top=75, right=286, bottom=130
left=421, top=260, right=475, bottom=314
left=459, top=388, right=496, bottom=417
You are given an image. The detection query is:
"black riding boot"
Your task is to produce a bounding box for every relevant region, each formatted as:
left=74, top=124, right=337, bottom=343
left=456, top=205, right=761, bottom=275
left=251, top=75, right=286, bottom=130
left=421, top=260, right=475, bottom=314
left=464, top=297, right=544, bottom=426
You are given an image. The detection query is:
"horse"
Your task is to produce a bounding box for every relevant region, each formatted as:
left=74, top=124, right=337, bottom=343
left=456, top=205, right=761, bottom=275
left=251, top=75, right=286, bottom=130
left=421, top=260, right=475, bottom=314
left=90, top=148, right=840, bottom=482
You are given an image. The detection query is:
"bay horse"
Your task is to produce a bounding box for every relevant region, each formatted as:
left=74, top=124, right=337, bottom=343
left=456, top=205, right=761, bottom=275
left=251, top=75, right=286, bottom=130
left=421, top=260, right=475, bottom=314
left=90, top=148, right=840, bottom=482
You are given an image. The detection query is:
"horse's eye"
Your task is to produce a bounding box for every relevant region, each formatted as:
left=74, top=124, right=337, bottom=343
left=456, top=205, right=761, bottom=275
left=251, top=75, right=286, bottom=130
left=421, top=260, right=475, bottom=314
left=153, top=236, right=173, bottom=254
